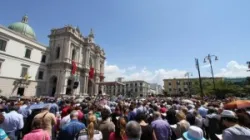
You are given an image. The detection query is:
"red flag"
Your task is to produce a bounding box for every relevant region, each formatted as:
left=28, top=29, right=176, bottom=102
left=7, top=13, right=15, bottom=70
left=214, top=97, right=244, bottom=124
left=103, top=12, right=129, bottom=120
left=89, top=67, right=94, bottom=79
left=72, top=60, right=77, bottom=75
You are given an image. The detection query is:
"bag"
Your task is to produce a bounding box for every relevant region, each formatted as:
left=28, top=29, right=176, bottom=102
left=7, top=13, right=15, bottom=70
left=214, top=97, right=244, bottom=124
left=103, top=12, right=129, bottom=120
left=41, top=112, right=49, bottom=129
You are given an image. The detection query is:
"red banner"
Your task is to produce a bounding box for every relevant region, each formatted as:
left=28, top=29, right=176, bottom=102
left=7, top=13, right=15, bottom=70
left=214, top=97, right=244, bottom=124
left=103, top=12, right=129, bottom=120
left=72, top=60, right=77, bottom=75
left=89, top=67, right=94, bottom=79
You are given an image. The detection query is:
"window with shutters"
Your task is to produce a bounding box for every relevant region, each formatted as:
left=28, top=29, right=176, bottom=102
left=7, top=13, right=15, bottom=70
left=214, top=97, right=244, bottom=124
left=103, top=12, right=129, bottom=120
left=25, top=48, right=31, bottom=59
left=41, top=55, right=46, bottom=63
left=38, top=70, right=44, bottom=80
left=20, top=66, right=28, bottom=77
left=177, top=81, right=180, bottom=85
left=0, top=40, right=7, bottom=51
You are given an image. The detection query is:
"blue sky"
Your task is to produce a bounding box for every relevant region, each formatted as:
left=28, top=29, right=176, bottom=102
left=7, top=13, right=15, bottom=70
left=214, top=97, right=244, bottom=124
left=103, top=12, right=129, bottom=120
left=1, top=0, right=250, bottom=83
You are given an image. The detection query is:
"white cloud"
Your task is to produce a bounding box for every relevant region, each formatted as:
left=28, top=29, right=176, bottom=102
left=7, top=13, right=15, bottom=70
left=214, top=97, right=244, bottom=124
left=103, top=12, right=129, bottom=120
left=104, top=61, right=250, bottom=86
left=104, top=62, right=187, bottom=85
left=201, top=64, right=210, bottom=68
left=215, top=61, right=250, bottom=77
left=127, top=66, right=136, bottom=71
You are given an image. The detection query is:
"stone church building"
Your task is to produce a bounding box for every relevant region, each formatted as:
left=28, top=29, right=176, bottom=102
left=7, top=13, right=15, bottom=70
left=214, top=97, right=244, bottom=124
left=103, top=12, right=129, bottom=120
left=0, top=15, right=105, bottom=97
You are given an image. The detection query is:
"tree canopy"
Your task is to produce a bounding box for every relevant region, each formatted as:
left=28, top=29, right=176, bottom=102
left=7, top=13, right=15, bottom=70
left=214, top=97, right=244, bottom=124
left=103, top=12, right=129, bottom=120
left=191, top=79, right=248, bottom=99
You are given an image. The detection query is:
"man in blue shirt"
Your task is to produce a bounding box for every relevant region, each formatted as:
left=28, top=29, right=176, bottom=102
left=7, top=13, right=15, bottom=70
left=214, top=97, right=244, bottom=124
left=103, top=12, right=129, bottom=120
left=151, top=111, right=171, bottom=140
left=58, top=110, right=86, bottom=140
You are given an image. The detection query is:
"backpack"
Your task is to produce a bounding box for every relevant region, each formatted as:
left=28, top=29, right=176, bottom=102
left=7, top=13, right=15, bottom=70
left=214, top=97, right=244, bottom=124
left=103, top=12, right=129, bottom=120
left=22, top=109, right=42, bottom=135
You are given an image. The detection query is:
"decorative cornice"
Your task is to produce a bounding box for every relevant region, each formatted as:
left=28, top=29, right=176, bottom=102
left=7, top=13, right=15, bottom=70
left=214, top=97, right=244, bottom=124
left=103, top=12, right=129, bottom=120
left=0, top=25, right=48, bottom=49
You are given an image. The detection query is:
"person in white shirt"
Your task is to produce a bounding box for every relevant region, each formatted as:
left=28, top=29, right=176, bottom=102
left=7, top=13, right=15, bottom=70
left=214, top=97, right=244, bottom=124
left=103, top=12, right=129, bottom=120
left=0, top=107, right=24, bottom=140
left=60, top=114, right=70, bottom=129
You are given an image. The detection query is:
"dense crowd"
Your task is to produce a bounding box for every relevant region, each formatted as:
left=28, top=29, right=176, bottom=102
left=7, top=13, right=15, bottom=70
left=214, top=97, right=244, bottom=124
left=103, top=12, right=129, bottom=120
left=0, top=95, right=249, bottom=140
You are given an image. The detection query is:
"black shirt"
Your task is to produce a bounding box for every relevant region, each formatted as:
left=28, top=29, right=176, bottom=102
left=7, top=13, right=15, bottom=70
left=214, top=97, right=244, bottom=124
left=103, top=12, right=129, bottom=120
left=140, top=125, right=153, bottom=140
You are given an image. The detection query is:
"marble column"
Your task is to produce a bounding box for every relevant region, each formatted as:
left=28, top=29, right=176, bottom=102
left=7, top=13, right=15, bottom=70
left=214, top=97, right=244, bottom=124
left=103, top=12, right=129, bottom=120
left=64, top=39, right=71, bottom=61
left=56, top=70, right=66, bottom=96
left=85, top=47, right=91, bottom=68
left=74, top=72, right=80, bottom=95
left=83, top=73, right=89, bottom=94
left=96, top=54, right=100, bottom=72
left=80, top=76, right=84, bottom=94
left=94, top=76, right=100, bottom=94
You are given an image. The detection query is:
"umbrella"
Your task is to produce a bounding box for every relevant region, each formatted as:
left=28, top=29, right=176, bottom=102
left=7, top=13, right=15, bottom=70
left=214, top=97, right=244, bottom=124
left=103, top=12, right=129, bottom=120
left=224, top=100, right=250, bottom=109
left=28, top=103, right=50, bottom=110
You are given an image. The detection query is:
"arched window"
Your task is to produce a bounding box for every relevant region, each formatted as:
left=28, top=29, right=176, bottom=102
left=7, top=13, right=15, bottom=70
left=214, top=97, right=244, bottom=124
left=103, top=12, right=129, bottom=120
left=72, top=49, right=76, bottom=60
left=56, top=47, right=60, bottom=59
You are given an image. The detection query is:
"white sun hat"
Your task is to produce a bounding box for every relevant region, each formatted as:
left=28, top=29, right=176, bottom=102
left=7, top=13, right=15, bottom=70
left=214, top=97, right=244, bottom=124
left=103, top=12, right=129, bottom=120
left=183, top=126, right=206, bottom=140
left=221, top=110, right=237, bottom=119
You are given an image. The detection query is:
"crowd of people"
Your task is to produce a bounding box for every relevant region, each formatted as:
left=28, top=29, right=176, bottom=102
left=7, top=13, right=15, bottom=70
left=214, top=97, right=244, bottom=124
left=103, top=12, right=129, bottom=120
left=0, top=94, right=249, bottom=140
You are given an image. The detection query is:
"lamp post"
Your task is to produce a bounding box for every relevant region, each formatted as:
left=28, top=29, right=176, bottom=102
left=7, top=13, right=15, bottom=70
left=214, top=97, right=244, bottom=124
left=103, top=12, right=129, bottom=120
left=195, top=58, right=204, bottom=99
left=185, top=72, right=192, bottom=98
left=204, top=54, right=218, bottom=90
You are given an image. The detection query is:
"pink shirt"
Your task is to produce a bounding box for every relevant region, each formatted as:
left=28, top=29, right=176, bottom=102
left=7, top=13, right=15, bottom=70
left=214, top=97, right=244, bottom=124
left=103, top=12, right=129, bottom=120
left=77, top=110, right=84, bottom=121
left=109, top=132, right=127, bottom=140
left=23, top=129, right=50, bottom=140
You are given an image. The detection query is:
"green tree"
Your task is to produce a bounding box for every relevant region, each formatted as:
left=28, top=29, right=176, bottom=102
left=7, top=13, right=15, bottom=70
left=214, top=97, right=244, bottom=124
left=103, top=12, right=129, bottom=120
left=191, top=80, right=243, bottom=99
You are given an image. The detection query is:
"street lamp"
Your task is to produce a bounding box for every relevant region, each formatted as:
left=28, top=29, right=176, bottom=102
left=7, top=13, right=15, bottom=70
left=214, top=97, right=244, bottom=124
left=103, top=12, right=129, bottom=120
left=185, top=72, right=192, bottom=98
left=204, top=54, right=218, bottom=90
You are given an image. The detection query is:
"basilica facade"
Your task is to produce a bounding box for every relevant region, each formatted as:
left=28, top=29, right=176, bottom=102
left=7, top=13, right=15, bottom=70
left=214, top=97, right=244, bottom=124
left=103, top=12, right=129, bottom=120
left=0, top=15, right=105, bottom=97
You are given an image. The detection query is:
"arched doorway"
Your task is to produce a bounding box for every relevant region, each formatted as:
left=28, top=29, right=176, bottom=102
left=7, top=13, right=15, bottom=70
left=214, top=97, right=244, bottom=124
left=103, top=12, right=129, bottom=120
left=66, top=78, right=73, bottom=95
left=49, top=76, right=57, bottom=97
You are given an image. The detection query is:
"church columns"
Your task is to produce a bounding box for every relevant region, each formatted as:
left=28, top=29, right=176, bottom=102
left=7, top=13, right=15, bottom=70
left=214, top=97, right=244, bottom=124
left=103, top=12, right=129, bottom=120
left=56, top=70, right=67, bottom=95
left=85, top=47, right=91, bottom=68
left=95, top=54, right=100, bottom=73
left=83, top=73, right=89, bottom=94
left=64, top=39, right=71, bottom=61
left=94, top=76, right=100, bottom=94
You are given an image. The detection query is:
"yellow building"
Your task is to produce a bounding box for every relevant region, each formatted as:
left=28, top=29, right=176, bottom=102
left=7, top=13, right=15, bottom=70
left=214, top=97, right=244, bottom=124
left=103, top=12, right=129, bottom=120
left=163, top=77, right=223, bottom=95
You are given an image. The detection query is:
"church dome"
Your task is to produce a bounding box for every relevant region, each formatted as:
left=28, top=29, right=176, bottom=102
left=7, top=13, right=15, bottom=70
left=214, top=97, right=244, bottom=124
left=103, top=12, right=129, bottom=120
left=8, top=15, right=36, bottom=40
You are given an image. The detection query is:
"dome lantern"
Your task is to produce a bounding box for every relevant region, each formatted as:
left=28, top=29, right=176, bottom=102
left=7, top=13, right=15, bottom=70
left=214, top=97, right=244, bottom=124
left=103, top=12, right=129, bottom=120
left=21, top=15, right=28, bottom=24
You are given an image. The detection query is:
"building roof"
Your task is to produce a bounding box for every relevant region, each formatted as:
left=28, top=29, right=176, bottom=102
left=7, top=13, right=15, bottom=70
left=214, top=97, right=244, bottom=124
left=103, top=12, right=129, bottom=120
left=123, top=80, right=149, bottom=83
left=98, top=81, right=125, bottom=86
left=8, top=15, right=36, bottom=40
left=163, top=77, right=223, bottom=81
